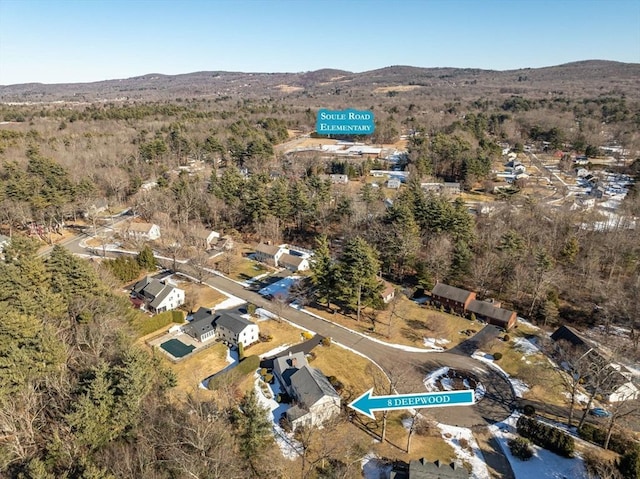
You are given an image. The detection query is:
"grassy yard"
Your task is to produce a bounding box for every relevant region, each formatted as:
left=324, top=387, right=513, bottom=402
left=167, top=341, right=229, bottom=396
left=305, top=296, right=475, bottom=349
left=479, top=325, right=567, bottom=407
left=179, top=280, right=225, bottom=310
left=212, top=255, right=272, bottom=282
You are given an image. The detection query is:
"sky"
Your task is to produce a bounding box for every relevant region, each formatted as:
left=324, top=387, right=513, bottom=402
left=0, top=0, right=639, bottom=85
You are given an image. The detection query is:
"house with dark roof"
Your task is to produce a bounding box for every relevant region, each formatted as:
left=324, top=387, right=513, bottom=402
left=467, top=299, right=517, bottom=330
left=273, top=352, right=340, bottom=430
left=431, top=283, right=476, bottom=315
left=183, top=307, right=218, bottom=342
left=215, top=312, right=259, bottom=348
left=132, top=276, right=185, bottom=313
left=551, top=325, right=640, bottom=403
left=390, top=458, right=469, bottom=479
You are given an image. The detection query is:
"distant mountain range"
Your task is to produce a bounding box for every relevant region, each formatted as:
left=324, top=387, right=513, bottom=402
left=1, top=60, right=639, bottom=102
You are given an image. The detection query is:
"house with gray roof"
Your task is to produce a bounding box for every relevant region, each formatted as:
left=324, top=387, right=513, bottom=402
left=215, top=312, right=259, bottom=348
left=431, top=283, right=476, bottom=315
left=390, top=458, right=469, bottom=479
left=183, top=307, right=218, bottom=342
left=132, top=276, right=185, bottom=314
left=273, top=352, right=340, bottom=430
left=467, top=299, right=517, bottom=330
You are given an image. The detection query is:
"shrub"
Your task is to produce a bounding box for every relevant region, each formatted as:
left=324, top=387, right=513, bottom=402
left=301, top=331, right=314, bottom=340
left=237, top=355, right=260, bottom=375
left=321, top=337, right=332, bottom=347
left=279, top=415, right=292, bottom=432
left=247, top=303, right=257, bottom=316
left=619, top=446, right=640, bottom=479
left=307, top=351, right=317, bottom=362
left=517, top=416, right=574, bottom=458
left=578, top=424, right=634, bottom=455
left=470, top=312, right=477, bottom=322
left=264, top=373, right=273, bottom=384
left=509, top=437, right=534, bottom=461
left=493, top=352, right=503, bottom=360
left=523, top=404, right=536, bottom=416
left=259, top=368, right=268, bottom=377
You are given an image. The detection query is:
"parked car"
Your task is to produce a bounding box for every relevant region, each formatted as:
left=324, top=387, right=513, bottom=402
left=589, top=407, right=611, bottom=418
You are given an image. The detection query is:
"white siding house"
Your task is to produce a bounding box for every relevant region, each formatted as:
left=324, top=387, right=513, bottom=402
left=215, top=313, right=259, bottom=348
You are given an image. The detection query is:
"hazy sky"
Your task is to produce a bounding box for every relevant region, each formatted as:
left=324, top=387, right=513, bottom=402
left=1, top=0, right=639, bottom=85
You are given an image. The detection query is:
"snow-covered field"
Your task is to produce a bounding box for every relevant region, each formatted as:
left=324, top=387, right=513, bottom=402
left=438, top=424, right=490, bottom=479
left=258, top=276, right=300, bottom=298
left=490, top=414, right=588, bottom=479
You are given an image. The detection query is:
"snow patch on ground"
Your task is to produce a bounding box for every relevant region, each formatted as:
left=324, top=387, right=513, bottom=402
left=213, top=293, right=246, bottom=310
left=258, top=276, right=300, bottom=297
left=438, top=424, right=490, bottom=479
left=514, top=337, right=540, bottom=356
left=489, top=413, right=588, bottom=479
left=259, top=344, right=292, bottom=358
left=424, top=367, right=450, bottom=391
left=423, top=337, right=450, bottom=350
left=472, top=351, right=530, bottom=398
left=255, top=308, right=278, bottom=320
left=254, top=377, right=301, bottom=460
left=225, top=347, right=238, bottom=365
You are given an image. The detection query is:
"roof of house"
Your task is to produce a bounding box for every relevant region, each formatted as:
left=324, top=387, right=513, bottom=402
left=467, top=300, right=515, bottom=324
left=128, top=222, right=157, bottom=233
left=431, top=283, right=474, bottom=304
left=407, top=458, right=469, bottom=479
left=274, top=352, right=308, bottom=388
left=132, top=276, right=180, bottom=309
left=185, top=308, right=218, bottom=338
left=255, top=243, right=281, bottom=257
left=215, top=312, right=256, bottom=335
left=149, top=284, right=177, bottom=309
left=381, top=281, right=395, bottom=298
left=289, top=365, right=339, bottom=408
left=280, top=253, right=306, bottom=268
left=550, top=325, right=591, bottom=348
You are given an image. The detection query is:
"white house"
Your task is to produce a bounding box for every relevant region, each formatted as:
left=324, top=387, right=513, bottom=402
left=387, top=178, right=401, bottom=189
left=215, top=312, right=259, bottom=348
left=279, top=253, right=310, bottom=272
left=273, top=352, right=341, bottom=430
left=122, top=222, right=161, bottom=241
left=191, top=229, right=220, bottom=250
left=254, top=243, right=313, bottom=272
left=132, top=276, right=184, bottom=313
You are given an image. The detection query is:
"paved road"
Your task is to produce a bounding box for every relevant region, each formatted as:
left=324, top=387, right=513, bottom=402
left=56, top=239, right=517, bottom=477
left=198, top=271, right=516, bottom=428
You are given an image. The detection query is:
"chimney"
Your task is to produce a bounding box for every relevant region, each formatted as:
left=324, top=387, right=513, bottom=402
left=291, top=358, right=298, bottom=368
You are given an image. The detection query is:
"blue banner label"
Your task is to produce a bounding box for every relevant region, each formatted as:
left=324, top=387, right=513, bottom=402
left=316, top=109, right=375, bottom=135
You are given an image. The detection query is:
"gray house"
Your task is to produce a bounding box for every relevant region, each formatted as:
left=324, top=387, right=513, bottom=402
left=215, top=312, right=259, bottom=348
left=183, top=307, right=218, bottom=342
left=273, top=352, right=341, bottom=430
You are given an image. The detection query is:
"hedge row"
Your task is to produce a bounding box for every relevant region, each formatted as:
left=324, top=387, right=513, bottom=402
left=135, top=310, right=184, bottom=336
left=517, top=416, right=575, bottom=458
left=578, top=423, right=635, bottom=455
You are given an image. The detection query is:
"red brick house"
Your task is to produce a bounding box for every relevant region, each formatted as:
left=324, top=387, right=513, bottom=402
left=431, top=283, right=476, bottom=315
